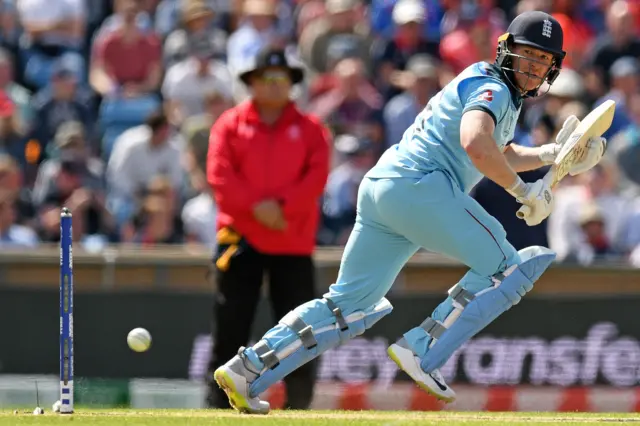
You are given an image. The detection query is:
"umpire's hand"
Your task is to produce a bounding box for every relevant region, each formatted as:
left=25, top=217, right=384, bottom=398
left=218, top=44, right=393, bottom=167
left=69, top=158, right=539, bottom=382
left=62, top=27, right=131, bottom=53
left=253, top=199, right=288, bottom=230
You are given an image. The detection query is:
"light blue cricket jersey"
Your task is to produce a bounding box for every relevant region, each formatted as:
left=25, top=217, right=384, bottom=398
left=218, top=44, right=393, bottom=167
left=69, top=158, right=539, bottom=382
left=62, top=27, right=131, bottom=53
left=367, top=61, right=522, bottom=194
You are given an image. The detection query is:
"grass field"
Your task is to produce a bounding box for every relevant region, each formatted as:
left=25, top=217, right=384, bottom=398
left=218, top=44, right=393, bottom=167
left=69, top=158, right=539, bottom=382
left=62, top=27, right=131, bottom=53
left=2, top=410, right=640, bottom=425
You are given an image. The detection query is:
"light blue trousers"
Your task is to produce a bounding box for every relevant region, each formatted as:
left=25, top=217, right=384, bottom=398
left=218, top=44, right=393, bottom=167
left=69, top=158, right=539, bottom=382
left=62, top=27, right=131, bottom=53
left=326, top=172, right=520, bottom=315
left=244, top=171, right=521, bottom=386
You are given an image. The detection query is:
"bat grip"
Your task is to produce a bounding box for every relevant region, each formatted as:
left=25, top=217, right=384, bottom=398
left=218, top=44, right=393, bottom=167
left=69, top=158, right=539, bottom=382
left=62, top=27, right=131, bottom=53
left=515, top=166, right=556, bottom=220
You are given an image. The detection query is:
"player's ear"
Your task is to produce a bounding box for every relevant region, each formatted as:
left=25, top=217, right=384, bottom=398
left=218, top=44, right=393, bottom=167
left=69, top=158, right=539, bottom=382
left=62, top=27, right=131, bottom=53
left=546, top=68, right=559, bottom=84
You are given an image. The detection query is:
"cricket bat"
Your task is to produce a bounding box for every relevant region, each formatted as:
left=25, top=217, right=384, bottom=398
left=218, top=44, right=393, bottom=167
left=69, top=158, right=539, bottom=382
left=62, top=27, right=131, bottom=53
left=516, top=99, right=616, bottom=219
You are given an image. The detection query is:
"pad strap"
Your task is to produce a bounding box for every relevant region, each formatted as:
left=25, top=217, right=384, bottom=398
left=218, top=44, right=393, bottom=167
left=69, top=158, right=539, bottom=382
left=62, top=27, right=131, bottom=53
left=253, top=340, right=280, bottom=369
left=280, top=312, right=318, bottom=350
left=493, top=271, right=506, bottom=283
left=325, top=298, right=349, bottom=331
left=420, top=317, right=446, bottom=339
left=448, top=284, right=476, bottom=308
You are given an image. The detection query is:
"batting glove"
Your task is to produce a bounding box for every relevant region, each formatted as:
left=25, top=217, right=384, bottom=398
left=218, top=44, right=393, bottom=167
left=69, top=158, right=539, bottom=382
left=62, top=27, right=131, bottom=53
left=537, top=115, right=607, bottom=176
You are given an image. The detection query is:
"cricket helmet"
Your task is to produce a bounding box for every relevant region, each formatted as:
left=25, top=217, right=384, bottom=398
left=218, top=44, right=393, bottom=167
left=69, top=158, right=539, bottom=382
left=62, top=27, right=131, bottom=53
left=495, top=11, right=566, bottom=97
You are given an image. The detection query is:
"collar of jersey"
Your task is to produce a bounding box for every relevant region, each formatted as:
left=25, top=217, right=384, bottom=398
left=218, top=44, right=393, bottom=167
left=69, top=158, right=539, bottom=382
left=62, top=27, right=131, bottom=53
left=483, top=62, right=523, bottom=110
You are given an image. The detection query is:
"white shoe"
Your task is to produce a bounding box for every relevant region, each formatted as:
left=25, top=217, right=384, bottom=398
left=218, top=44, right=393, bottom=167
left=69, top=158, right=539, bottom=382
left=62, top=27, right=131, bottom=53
left=214, top=355, right=270, bottom=414
left=388, top=342, right=456, bottom=403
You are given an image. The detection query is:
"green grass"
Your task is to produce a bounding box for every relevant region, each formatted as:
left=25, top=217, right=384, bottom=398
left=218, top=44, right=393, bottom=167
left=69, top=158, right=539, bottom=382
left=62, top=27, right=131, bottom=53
left=2, top=410, right=640, bottom=425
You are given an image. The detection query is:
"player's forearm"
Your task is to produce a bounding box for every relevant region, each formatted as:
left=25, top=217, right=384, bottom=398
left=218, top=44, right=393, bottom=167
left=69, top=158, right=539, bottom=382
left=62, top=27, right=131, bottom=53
left=465, top=134, right=521, bottom=191
left=503, top=144, right=548, bottom=172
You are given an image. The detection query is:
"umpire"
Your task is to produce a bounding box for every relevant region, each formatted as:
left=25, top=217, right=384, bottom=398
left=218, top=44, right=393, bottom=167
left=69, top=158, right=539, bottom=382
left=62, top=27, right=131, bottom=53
left=206, top=45, right=331, bottom=409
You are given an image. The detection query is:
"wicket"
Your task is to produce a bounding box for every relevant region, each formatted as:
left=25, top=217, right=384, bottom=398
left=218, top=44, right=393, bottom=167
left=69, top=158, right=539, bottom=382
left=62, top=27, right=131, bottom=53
left=59, top=207, right=74, bottom=414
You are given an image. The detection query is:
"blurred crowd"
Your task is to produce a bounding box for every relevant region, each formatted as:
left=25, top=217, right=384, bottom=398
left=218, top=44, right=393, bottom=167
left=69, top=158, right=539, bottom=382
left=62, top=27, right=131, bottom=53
left=2, top=0, right=640, bottom=266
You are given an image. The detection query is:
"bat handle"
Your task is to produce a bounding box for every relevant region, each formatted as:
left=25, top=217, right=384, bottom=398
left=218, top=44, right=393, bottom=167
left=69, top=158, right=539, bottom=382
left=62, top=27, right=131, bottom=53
left=516, top=205, right=530, bottom=219
left=542, top=167, right=556, bottom=188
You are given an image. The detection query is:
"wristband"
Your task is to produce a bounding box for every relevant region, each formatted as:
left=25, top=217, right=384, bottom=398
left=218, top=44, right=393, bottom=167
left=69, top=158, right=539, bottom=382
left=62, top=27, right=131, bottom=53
left=506, top=176, right=527, bottom=198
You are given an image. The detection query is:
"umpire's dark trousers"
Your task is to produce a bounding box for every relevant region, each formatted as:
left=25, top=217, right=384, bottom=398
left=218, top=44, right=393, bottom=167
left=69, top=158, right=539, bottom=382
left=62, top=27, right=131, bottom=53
left=206, top=242, right=317, bottom=409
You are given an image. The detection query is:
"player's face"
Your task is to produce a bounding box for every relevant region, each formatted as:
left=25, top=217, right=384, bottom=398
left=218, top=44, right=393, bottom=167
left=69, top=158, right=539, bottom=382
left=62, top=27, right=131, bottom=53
left=511, top=44, right=554, bottom=92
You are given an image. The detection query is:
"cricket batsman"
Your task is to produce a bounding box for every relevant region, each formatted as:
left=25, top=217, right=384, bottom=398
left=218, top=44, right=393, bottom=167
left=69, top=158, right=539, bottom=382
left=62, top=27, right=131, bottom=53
left=213, top=11, right=607, bottom=413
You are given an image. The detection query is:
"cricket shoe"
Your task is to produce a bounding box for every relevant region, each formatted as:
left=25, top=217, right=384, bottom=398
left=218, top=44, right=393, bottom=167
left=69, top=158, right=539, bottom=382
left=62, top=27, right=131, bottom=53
left=214, top=348, right=270, bottom=414
left=387, top=341, right=456, bottom=403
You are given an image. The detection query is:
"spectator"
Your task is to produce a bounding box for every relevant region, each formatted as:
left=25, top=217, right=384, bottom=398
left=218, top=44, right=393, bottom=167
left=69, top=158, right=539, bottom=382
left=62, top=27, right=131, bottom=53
left=90, top=0, right=162, bottom=98
left=383, top=54, right=440, bottom=148
left=181, top=122, right=217, bottom=247
left=369, top=0, right=444, bottom=41
left=155, top=0, right=222, bottom=39
left=163, top=0, right=227, bottom=67
left=0, top=92, right=34, bottom=178
left=594, top=56, right=638, bottom=139
left=36, top=160, right=115, bottom=245
left=0, top=48, right=34, bottom=132
left=611, top=91, right=640, bottom=195
left=440, top=0, right=507, bottom=37
left=30, top=58, right=96, bottom=157
left=202, top=88, right=234, bottom=124
left=583, top=0, right=640, bottom=99
left=320, top=134, right=375, bottom=245
left=154, top=0, right=181, bottom=39
left=85, top=0, right=117, bottom=47
left=548, top=159, right=633, bottom=263
left=32, top=120, right=103, bottom=205
left=179, top=113, right=214, bottom=187
left=293, top=0, right=326, bottom=41
left=93, top=0, right=155, bottom=43
left=32, top=121, right=113, bottom=243
left=308, top=57, right=384, bottom=151
left=439, top=13, right=504, bottom=75
left=91, top=0, right=163, bottom=157
left=0, top=154, right=36, bottom=228
left=271, top=0, right=296, bottom=42
left=162, top=34, right=233, bottom=127
left=370, top=0, right=440, bottom=100
left=122, top=175, right=184, bottom=245
left=206, top=46, right=330, bottom=410
left=567, top=202, right=622, bottom=265
left=298, top=0, right=373, bottom=75
left=106, top=109, right=183, bottom=226
left=0, top=190, right=39, bottom=248
left=226, top=0, right=282, bottom=76
left=307, top=34, right=361, bottom=100
left=17, top=0, right=86, bottom=89
left=0, top=0, right=20, bottom=49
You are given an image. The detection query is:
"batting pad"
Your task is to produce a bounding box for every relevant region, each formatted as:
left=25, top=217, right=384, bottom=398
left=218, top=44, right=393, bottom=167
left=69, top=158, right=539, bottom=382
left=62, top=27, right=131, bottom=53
left=399, top=246, right=555, bottom=375
left=244, top=297, right=393, bottom=397
left=419, top=246, right=556, bottom=372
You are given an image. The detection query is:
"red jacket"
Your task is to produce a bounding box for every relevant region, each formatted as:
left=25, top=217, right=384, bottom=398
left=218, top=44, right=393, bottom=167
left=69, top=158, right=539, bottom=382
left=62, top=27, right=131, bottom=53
left=207, top=100, right=331, bottom=255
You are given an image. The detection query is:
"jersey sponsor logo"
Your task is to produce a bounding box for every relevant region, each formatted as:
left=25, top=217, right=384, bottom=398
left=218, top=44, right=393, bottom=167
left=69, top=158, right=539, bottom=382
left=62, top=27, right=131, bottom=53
left=478, top=90, right=493, bottom=102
